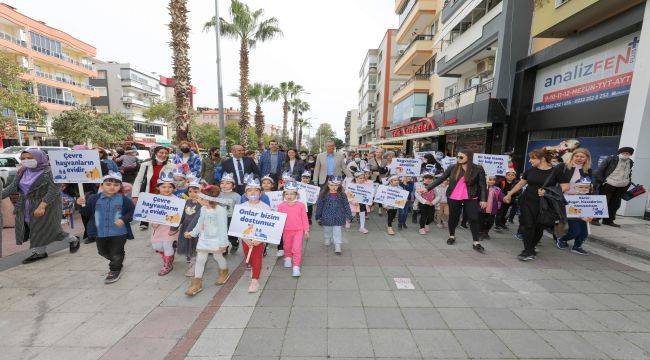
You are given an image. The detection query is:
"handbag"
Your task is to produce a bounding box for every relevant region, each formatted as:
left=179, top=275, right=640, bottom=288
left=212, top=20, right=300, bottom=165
left=538, top=166, right=568, bottom=228
left=622, top=183, right=646, bottom=201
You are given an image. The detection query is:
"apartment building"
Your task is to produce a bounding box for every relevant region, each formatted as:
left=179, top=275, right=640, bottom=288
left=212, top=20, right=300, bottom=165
left=357, top=49, right=379, bottom=145
left=90, top=61, right=169, bottom=147
left=508, top=0, right=648, bottom=217
left=196, top=107, right=242, bottom=127
left=344, top=109, right=359, bottom=149
left=0, top=3, right=97, bottom=146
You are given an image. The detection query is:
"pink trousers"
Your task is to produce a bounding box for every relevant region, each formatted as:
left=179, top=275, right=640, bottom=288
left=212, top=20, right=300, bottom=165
left=282, top=229, right=305, bottom=266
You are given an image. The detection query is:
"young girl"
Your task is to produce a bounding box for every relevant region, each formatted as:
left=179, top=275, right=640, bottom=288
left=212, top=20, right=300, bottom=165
left=435, top=178, right=449, bottom=228
left=176, top=178, right=202, bottom=277
left=184, top=185, right=230, bottom=296
left=300, top=170, right=314, bottom=225
left=385, top=175, right=401, bottom=235
left=415, top=167, right=437, bottom=235
left=261, top=174, right=276, bottom=193
left=277, top=181, right=310, bottom=277
left=241, top=175, right=272, bottom=206
left=479, top=176, right=504, bottom=239
left=397, top=176, right=414, bottom=230
left=240, top=175, right=272, bottom=293
left=172, top=170, right=188, bottom=197
left=495, top=169, right=519, bottom=230
left=217, top=173, right=241, bottom=254
left=315, top=176, right=352, bottom=255
left=347, top=169, right=372, bottom=234
left=151, top=172, right=178, bottom=276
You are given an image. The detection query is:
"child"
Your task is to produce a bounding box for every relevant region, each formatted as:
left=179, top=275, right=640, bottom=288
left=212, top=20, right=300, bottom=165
left=184, top=184, right=230, bottom=296
left=176, top=178, right=202, bottom=277
left=261, top=174, right=276, bottom=192
left=300, top=170, right=314, bottom=224
left=241, top=175, right=272, bottom=206
left=435, top=178, right=449, bottom=228
left=172, top=169, right=188, bottom=197
left=77, top=172, right=134, bottom=284
left=480, top=176, right=504, bottom=239
left=152, top=171, right=178, bottom=276
left=278, top=171, right=295, bottom=191
left=414, top=167, right=436, bottom=235
left=315, top=176, right=352, bottom=255
left=240, top=175, right=272, bottom=293
left=397, top=176, right=414, bottom=230
left=495, top=169, right=519, bottom=230
left=277, top=181, right=310, bottom=277
left=217, top=173, right=241, bottom=254
left=347, top=169, right=372, bottom=234
left=385, top=175, right=401, bottom=235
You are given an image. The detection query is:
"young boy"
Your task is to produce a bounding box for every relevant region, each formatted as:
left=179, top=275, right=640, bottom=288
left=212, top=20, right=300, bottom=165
left=217, top=172, right=241, bottom=254
left=300, top=170, right=314, bottom=224
left=78, top=172, right=135, bottom=284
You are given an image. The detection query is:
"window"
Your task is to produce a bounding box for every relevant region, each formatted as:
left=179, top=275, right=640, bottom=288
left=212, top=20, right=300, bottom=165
left=96, top=87, right=108, bottom=96
left=444, top=85, right=457, bottom=98
left=29, top=31, right=62, bottom=58
left=97, top=70, right=107, bottom=79
left=0, top=157, right=19, bottom=167
left=392, top=93, right=428, bottom=124
left=554, top=0, right=570, bottom=8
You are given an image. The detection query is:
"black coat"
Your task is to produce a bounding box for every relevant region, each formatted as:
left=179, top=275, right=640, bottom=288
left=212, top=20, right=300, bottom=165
left=220, top=156, right=260, bottom=192
left=281, top=159, right=306, bottom=180
left=426, top=164, right=488, bottom=202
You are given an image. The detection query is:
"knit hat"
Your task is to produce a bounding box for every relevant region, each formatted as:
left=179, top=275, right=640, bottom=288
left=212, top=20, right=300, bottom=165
left=618, top=147, right=634, bottom=155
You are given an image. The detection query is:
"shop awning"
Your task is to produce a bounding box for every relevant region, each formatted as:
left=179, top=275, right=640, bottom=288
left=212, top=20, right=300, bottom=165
left=367, top=122, right=493, bottom=146
left=134, top=141, right=157, bottom=148
left=156, top=137, right=172, bottom=146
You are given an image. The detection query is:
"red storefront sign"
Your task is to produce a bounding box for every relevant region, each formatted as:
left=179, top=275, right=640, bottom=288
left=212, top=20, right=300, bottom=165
left=442, top=117, right=458, bottom=126
left=389, top=118, right=437, bottom=138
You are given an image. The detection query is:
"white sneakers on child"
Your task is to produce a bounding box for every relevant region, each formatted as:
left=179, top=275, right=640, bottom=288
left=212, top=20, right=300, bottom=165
left=292, top=266, right=301, bottom=277
left=334, top=243, right=342, bottom=255
left=248, top=279, right=259, bottom=293
left=324, top=238, right=331, bottom=246
left=283, top=257, right=292, bottom=268
left=276, top=250, right=284, bottom=257
left=359, top=228, right=369, bottom=234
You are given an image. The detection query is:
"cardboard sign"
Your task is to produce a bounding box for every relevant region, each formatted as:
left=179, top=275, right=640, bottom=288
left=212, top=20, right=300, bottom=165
left=345, top=182, right=375, bottom=205
left=473, top=153, right=509, bottom=176
left=133, top=193, right=186, bottom=227
left=415, top=151, right=436, bottom=163
left=440, top=156, right=457, bottom=170
left=227, top=204, right=287, bottom=245
left=565, top=195, right=609, bottom=218
left=389, top=158, right=422, bottom=177
left=49, top=150, right=102, bottom=183
left=374, top=185, right=409, bottom=209
left=296, top=182, right=320, bottom=204
left=266, top=190, right=308, bottom=211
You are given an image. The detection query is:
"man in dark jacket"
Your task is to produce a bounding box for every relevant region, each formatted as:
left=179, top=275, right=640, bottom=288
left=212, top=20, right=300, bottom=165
left=593, top=146, right=634, bottom=227
left=220, top=144, right=260, bottom=194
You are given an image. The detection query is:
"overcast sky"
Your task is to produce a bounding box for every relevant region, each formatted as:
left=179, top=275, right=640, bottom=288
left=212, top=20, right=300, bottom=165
left=6, top=0, right=397, bottom=138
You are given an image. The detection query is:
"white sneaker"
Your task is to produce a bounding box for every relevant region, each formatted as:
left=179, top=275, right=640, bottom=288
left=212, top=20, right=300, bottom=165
left=359, top=228, right=369, bottom=234
left=283, top=257, right=292, bottom=268
left=334, top=243, right=342, bottom=254
left=292, top=266, right=301, bottom=277
left=276, top=250, right=284, bottom=257
left=324, top=239, right=331, bottom=246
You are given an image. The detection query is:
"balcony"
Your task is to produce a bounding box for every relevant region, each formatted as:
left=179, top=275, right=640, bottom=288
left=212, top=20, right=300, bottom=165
left=392, top=74, right=431, bottom=103
left=122, top=96, right=149, bottom=107
left=34, top=70, right=94, bottom=93
left=396, top=0, right=440, bottom=44
left=121, top=78, right=161, bottom=94
left=394, top=35, right=437, bottom=75
left=434, top=78, right=493, bottom=111
left=395, top=0, right=409, bottom=13
left=0, top=29, right=27, bottom=47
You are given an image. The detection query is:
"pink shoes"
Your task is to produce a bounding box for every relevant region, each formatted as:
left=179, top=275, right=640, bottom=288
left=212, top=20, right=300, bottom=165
left=158, top=255, right=174, bottom=276
left=248, top=279, right=259, bottom=293
left=419, top=228, right=427, bottom=235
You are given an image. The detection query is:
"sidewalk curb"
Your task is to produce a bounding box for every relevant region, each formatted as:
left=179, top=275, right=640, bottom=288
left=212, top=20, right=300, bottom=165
left=588, top=234, right=650, bottom=262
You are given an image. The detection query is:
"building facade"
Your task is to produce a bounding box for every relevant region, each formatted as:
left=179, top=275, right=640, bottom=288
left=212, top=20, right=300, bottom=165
left=195, top=107, right=243, bottom=127
left=0, top=3, right=98, bottom=147
left=344, top=109, right=360, bottom=149
left=357, top=49, right=379, bottom=146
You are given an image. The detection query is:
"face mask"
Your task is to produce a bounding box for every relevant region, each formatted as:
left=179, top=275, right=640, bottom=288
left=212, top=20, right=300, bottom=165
left=300, top=155, right=307, bottom=160
left=180, top=147, right=190, bottom=154
left=354, top=158, right=361, bottom=163
left=247, top=194, right=260, bottom=201
left=156, top=156, right=167, bottom=163
left=221, top=188, right=232, bottom=193
left=22, top=159, right=38, bottom=169
left=619, top=154, right=630, bottom=160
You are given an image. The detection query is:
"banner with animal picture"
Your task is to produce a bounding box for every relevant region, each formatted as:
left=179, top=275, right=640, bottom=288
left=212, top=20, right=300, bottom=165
left=415, top=151, right=436, bottom=163
left=49, top=150, right=102, bottom=183
left=373, top=185, right=409, bottom=209
left=296, top=182, right=321, bottom=204
left=266, top=190, right=308, bottom=211
left=227, top=204, right=287, bottom=245
left=565, top=195, right=609, bottom=218
left=473, top=153, right=509, bottom=176
left=389, top=157, right=422, bottom=177
left=440, top=156, right=457, bottom=170
left=345, top=182, right=375, bottom=205
left=133, top=193, right=186, bottom=227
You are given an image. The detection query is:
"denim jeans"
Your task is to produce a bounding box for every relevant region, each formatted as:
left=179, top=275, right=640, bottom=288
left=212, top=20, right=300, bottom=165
left=559, top=219, right=588, bottom=249
left=398, top=201, right=412, bottom=225
left=323, top=226, right=342, bottom=244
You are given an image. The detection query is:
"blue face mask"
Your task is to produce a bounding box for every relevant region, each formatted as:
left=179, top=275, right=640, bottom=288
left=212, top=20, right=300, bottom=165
left=248, top=194, right=260, bottom=201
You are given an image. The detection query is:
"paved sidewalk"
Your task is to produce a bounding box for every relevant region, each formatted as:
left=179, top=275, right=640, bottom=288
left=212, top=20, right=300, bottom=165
left=588, top=217, right=650, bottom=260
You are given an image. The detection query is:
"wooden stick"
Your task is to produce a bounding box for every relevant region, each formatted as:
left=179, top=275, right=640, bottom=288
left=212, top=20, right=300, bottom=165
left=77, top=183, right=85, bottom=207
left=246, top=245, right=253, bottom=263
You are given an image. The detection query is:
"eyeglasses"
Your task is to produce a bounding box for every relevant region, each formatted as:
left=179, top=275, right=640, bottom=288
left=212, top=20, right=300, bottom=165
left=456, top=155, right=465, bottom=160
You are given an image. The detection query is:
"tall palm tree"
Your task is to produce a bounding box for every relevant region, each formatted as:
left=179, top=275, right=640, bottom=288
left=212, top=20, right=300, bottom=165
left=204, top=0, right=282, bottom=149
left=169, top=0, right=192, bottom=142
left=289, top=98, right=310, bottom=145
left=296, top=117, right=311, bottom=151
left=277, top=81, right=303, bottom=145
left=233, top=83, right=279, bottom=150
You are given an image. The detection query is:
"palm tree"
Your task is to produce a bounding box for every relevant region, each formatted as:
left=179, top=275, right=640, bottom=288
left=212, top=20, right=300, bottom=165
left=233, top=83, right=279, bottom=150
left=169, top=0, right=192, bottom=142
left=296, top=117, right=311, bottom=151
left=277, top=81, right=304, bottom=145
left=289, top=98, right=310, bottom=145
left=204, top=0, right=282, bottom=149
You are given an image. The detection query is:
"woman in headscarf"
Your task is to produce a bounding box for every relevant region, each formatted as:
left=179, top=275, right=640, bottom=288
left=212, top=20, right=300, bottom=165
left=2, top=149, right=80, bottom=263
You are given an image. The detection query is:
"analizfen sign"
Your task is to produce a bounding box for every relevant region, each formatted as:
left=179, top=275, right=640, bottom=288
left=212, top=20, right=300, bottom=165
left=532, top=32, right=640, bottom=112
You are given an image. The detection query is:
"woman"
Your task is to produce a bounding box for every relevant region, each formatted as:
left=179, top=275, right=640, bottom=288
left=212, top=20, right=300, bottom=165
left=556, top=148, right=592, bottom=255
left=1, top=149, right=80, bottom=263
left=98, top=148, right=119, bottom=174
left=345, top=152, right=367, bottom=176
left=281, top=148, right=306, bottom=180
left=304, top=154, right=316, bottom=174
left=504, top=149, right=569, bottom=261
left=132, top=146, right=176, bottom=230
left=421, top=151, right=488, bottom=252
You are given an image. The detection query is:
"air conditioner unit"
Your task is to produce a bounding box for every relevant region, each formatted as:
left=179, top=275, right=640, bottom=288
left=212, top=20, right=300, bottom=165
left=476, top=57, right=495, bottom=75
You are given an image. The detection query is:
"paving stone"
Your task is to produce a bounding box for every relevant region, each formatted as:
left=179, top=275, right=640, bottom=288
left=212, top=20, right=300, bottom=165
left=550, top=309, right=608, bottom=331
left=292, top=289, right=327, bottom=307
left=402, top=308, right=448, bottom=330
left=453, top=329, right=514, bottom=359
left=327, top=265, right=355, bottom=277
left=393, top=290, right=432, bottom=307
left=207, top=306, right=255, bottom=329
left=126, top=306, right=201, bottom=339
left=512, top=309, right=570, bottom=330
left=296, top=276, right=328, bottom=290
left=364, top=307, right=407, bottom=329
left=187, top=328, right=244, bottom=357
left=438, top=308, right=488, bottom=330
left=411, top=329, right=467, bottom=358
left=101, top=337, right=178, bottom=360
left=359, top=290, right=397, bottom=307
left=553, top=292, right=610, bottom=310
left=247, top=307, right=290, bottom=328
left=327, top=290, right=362, bottom=307
left=257, top=290, right=294, bottom=307
left=623, top=332, right=650, bottom=352
left=327, top=329, right=373, bottom=357
left=495, top=329, right=560, bottom=358
left=354, top=266, right=384, bottom=277
left=328, top=307, right=367, bottom=329
left=579, top=331, right=647, bottom=359
left=357, top=276, right=390, bottom=290
left=288, top=307, right=327, bottom=328
left=282, top=328, right=327, bottom=357
left=327, top=277, right=358, bottom=290
left=622, top=294, right=650, bottom=310
left=426, top=290, right=470, bottom=307
left=584, top=310, right=650, bottom=332
left=589, top=293, right=646, bottom=311
left=537, top=330, right=607, bottom=359
left=235, top=328, right=284, bottom=356
left=369, top=329, right=420, bottom=358
left=265, top=276, right=298, bottom=290
left=474, top=308, right=529, bottom=330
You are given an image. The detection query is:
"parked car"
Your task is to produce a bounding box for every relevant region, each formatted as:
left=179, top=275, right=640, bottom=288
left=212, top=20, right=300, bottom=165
left=0, top=146, right=71, bottom=162
left=0, top=156, right=19, bottom=188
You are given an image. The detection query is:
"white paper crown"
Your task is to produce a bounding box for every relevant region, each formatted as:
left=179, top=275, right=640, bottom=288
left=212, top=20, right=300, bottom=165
left=328, top=176, right=343, bottom=185
left=198, top=192, right=219, bottom=202
left=172, top=168, right=186, bottom=178
left=244, top=173, right=261, bottom=189
left=284, top=181, right=298, bottom=191
left=187, top=175, right=201, bottom=188
left=157, top=171, right=175, bottom=186
left=221, top=172, right=235, bottom=183
left=102, top=171, right=123, bottom=182
left=281, top=171, right=295, bottom=182
left=261, top=174, right=275, bottom=183
left=301, top=170, right=311, bottom=178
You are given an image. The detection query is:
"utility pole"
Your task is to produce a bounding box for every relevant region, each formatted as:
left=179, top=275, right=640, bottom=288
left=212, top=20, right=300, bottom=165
left=14, top=111, right=22, bottom=146
left=213, top=0, right=227, bottom=156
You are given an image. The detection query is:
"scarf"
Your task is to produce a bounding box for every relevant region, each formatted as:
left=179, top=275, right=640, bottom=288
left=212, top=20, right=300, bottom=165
left=18, top=149, right=49, bottom=222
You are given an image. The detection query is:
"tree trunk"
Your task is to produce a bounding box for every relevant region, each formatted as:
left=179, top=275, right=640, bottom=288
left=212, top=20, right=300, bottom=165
left=282, top=100, right=289, bottom=145
left=298, top=126, right=303, bottom=151
left=168, top=0, right=191, bottom=142
left=239, top=39, right=250, bottom=149
left=255, top=105, right=264, bottom=151
left=292, top=110, right=298, bottom=147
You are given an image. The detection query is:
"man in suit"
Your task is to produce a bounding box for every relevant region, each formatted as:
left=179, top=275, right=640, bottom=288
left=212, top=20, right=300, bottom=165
left=313, top=140, right=349, bottom=186
left=219, top=144, right=260, bottom=194
left=258, top=139, right=285, bottom=183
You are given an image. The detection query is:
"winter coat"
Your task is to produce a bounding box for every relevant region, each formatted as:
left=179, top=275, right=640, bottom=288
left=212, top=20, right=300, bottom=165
left=315, top=192, right=352, bottom=226
left=80, top=192, right=135, bottom=240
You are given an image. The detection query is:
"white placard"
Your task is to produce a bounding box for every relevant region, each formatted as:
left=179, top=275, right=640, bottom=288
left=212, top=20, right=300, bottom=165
left=374, top=185, right=409, bottom=209
left=266, top=190, right=308, bottom=211
left=389, top=158, right=422, bottom=177
left=133, top=193, right=186, bottom=227
left=415, top=151, right=436, bottom=163
left=49, top=150, right=102, bottom=183
left=394, top=277, right=415, bottom=290
left=440, top=156, right=457, bottom=170
left=473, top=153, right=509, bottom=177
left=296, top=182, right=320, bottom=204
left=227, top=204, right=287, bottom=245
left=345, top=182, right=375, bottom=205
left=565, top=195, right=609, bottom=218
